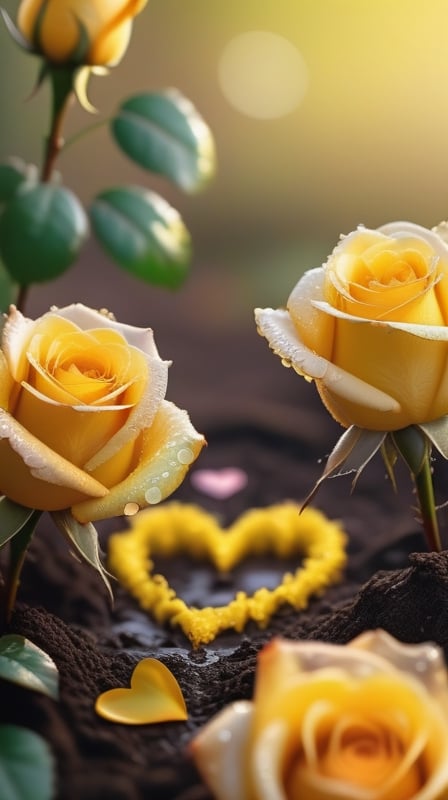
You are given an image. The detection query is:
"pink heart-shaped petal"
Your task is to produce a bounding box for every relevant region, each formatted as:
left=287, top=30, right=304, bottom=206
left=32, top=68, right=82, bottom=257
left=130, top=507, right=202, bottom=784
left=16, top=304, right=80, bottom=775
left=191, top=468, right=248, bottom=499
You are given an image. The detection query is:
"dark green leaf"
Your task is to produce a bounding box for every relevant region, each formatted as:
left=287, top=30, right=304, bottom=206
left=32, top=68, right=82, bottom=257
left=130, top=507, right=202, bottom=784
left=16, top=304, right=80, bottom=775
left=0, top=724, right=55, bottom=800
left=0, top=159, right=37, bottom=206
left=0, top=635, right=58, bottom=699
left=0, top=183, right=88, bottom=285
left=90, top=186, right=191, bottom=289
left=111, top=90, right=216, bottom=193
left=0, top=258, right=18, bottom=312
left=0, top=498, right=38, bottom=549
left=5, top=510, right=41, bottom=621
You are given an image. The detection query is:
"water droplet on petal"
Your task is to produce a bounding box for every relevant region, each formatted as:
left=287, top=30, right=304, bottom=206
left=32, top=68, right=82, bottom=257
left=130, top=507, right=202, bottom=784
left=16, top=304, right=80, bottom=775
left=177, top=447, right=194, bottom=465
left=124, top=502, right=140, bottom=516
left=145, top=486, right=162, bottom=505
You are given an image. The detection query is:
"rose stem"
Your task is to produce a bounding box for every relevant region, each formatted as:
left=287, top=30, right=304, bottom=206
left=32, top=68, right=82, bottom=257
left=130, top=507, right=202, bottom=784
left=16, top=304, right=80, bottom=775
left=392, top=427, right=442, bottom=553
left=16, top=67, right=75, bottom=314
left=414, top=455, right=442, bottom=553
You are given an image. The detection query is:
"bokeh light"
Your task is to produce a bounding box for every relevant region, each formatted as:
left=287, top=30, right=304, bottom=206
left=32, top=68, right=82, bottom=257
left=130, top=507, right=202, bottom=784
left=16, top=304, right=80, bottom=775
left=218, top=31, right=309, bottom=120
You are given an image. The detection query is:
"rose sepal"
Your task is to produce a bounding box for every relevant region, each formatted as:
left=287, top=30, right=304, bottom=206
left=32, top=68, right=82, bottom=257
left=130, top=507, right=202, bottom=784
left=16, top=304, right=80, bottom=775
left=309, top=421, right=447, bottom=551
left=51, top=510, right=113, bottom=599
left=302, top=426, right=386, bottom=509
left=0, top=9, right=32, bottom=51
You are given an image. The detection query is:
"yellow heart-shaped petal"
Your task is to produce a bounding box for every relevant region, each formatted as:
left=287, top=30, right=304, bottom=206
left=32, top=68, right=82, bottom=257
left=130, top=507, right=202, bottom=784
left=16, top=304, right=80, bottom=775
left=95, top=658, right=188, bottom=725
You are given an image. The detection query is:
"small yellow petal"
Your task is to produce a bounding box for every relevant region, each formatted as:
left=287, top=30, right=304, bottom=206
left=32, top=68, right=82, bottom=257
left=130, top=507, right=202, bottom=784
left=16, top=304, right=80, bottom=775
left=95, top=658, right=187, bottom=725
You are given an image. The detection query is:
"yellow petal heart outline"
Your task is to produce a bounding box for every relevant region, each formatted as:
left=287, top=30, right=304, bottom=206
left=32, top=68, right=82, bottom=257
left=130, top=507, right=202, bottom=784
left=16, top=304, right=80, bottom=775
left=108, top=502, right=347, bottom=647
left=95, top=658, right=188, bottom=725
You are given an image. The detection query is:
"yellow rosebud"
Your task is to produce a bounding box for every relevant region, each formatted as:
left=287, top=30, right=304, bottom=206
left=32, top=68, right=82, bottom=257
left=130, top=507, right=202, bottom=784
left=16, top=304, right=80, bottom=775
left=191, top=631, right=448, bottom=800
left=17, top=0, right=147, bottom=66
left=255, top=221, right=448, bottom=431
left=0, top=303, right=204, bottom=519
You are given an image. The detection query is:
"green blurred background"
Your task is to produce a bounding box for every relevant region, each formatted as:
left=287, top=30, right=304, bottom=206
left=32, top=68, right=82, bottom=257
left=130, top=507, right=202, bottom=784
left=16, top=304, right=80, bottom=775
left=2, top=0, right=448, bottom=419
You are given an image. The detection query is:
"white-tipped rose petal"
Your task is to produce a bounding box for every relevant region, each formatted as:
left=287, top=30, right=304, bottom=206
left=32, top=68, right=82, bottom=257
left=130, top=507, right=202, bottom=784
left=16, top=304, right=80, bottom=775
left=0, top=409, right=108, bottom=510
left=190, top=701, right=253, bottom=800
left=53, top=303, right=163, bottom=358
left=72, top=401, right=205, bottom=523
left=252, top=721, right=290, bottom=800
left=379, top=221, right=448, bottom=259
left=313, top=300, right=448, bottom=342
left=1, top=305, right=36, bottom=382
left=255, top=308, right=400, bottom=413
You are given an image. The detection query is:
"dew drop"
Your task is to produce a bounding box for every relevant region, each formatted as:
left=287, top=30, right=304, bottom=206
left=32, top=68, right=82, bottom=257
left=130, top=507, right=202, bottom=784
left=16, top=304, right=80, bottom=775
left=162, top=471, right=170, bottom=479
left=145, top=486, right=162, bottom=505
left=177, top=447, right=194, bottom=465
left=124, top=502, right=140, bottom=516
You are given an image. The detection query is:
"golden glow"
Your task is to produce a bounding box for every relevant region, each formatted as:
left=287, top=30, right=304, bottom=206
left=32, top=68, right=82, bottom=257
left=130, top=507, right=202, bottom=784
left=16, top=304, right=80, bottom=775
left=218, top=31, right=308, bottom=119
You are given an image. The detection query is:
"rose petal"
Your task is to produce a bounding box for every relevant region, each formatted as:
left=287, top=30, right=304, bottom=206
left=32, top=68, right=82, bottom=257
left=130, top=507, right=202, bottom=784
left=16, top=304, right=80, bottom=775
left=313, top=300, right=448, bottom=341
left=84, top=348, right=169, bottom=472
left=190, top=701, right=253, bottom=800
left=54, top=303, right=162, bottom=357
left=378, top=221, right=448, bottom=259
left=0, top=409, right=108, bottom=510
left=254, top=307, right=400, bottom=413
left=1, top=305, right=36, bottom=382
left=72, top=400, right=205, bottom=522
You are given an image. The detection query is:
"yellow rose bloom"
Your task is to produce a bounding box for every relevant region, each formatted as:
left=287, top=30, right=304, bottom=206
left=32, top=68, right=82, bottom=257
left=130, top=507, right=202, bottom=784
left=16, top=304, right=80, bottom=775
left=17, top=0, right=147, bottom=66
left=255, top=222, right=448, bottom=431
left=191, top=631, right=448, bottom=800
left=0, top=303, right=204, bottom=520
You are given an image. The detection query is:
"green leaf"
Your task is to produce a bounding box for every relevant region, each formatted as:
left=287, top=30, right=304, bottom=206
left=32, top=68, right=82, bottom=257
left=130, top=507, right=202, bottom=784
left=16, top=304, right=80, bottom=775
left=5, top=510, right=42, bottom=622
left=0, top=258, right=18, bottom=312
left=0, top=725, right=55, bottom=800
left=0, top=183, right=89, bottom=285
left=0, top=498, right=38, bottom=550
left=90, top=186, right=191, bottom=289
left=0, top=635, right=58, bottom=699
left=51, top=510, right=113, bottom=600
left=111, top=90, right=216, bottom=193
left=0, top=159, right=38, bottom=206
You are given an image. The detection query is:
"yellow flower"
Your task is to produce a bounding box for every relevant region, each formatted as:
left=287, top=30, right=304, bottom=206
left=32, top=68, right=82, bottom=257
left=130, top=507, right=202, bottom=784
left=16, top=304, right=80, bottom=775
left=0, top=303, right=204, bottom=520
left=191, top=631, right=448, bottom=800
left=17, top=0, right=147, bottom=66
left=255, top=222, right=448, bottom=431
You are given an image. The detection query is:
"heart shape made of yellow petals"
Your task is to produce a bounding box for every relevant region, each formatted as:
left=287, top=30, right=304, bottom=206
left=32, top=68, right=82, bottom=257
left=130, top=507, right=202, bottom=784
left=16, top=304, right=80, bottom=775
left=108, top=502, right=347, bottom=647
left=95, top=658, right=188, bottom=724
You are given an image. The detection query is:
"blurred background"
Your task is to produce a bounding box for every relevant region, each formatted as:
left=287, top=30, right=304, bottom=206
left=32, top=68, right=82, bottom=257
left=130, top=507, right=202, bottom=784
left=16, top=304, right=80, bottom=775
left=1, top=0, right=448, bottom=426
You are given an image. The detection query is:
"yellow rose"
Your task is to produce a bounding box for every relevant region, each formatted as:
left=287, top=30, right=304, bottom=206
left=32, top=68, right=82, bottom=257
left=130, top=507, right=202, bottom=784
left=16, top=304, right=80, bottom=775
left=191, top=631, right=448, bottom=800
left=17, top=0, right=147, bottom=66
left=0, top=303, right=204, bottom=521
left=255, top=222, right=448, bottom=431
